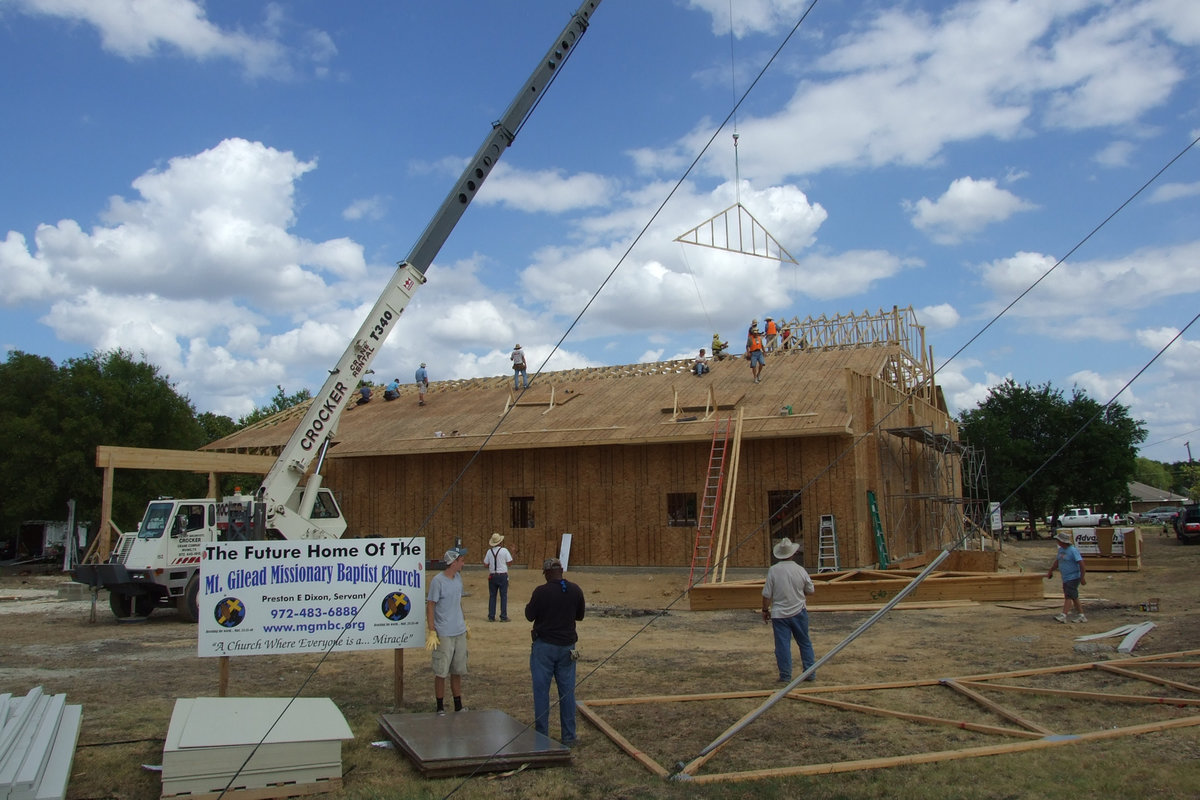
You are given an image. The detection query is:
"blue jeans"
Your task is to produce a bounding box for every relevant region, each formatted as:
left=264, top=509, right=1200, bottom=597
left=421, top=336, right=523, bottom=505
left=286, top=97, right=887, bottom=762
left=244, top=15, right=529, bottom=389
left=530, top=639, right=577, bottom=743
left=772, top=610, right=815, bottom=681
left=514, top=367, right=528, bottom=389
left=488, top=573, right=509, bottom=620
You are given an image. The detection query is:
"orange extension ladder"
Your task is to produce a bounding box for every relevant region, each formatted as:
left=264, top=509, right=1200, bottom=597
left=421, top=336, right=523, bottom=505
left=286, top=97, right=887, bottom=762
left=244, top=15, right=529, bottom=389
left=689, top=416, right=732, bottom=586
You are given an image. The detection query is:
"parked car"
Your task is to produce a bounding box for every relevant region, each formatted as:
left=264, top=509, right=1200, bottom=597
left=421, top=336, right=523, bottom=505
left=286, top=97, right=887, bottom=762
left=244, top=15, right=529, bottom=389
left=1174, top=504, right=1200, bottom=544
left=1138, top=506, right=1182, bottom=524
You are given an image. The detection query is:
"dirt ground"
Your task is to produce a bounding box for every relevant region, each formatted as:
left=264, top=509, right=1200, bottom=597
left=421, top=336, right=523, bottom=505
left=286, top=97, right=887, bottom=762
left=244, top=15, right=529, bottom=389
left=2, top=529, right=1198, bottom=800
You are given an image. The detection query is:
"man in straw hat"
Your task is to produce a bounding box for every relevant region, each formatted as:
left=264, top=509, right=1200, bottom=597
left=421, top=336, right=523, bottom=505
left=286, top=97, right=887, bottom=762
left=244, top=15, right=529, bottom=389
left=484, top=532, right=514, bottom=622
left=762, top=537, right=816, bottom=682
left=510, top=344, right=529, bottom=390
left=1046, top=530, right=1087, bottom=623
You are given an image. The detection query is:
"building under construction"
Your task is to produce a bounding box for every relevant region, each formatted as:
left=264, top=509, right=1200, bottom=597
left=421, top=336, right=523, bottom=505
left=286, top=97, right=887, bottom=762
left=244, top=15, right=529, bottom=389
left=205, top=306, right=984, bottom=575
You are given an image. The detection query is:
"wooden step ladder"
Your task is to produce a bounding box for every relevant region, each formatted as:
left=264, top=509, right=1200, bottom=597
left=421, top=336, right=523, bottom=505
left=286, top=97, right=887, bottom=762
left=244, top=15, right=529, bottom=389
left=817, top=514, right=840, bottom=573
left=867, top=490, right=890, bottom=569
left=689, top=416, right=731, bottom=586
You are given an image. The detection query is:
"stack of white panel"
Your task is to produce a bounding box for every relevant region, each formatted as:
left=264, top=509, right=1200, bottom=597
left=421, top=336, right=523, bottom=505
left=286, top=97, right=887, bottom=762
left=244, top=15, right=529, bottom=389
left=0, top=687, right=83, bottom=800
left=162, top=697, right=353, bottom=799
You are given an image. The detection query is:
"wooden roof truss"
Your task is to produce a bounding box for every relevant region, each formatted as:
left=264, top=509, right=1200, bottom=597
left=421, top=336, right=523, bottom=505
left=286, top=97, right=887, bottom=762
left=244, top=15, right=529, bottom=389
left=578, top=648, right=1200, bottom=784
left=674, top=203, right=797, bottom=263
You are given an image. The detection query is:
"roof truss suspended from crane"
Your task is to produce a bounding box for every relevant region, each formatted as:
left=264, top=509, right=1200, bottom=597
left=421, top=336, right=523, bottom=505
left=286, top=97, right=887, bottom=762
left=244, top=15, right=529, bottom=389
left=674, top=202, right=797, bottom=264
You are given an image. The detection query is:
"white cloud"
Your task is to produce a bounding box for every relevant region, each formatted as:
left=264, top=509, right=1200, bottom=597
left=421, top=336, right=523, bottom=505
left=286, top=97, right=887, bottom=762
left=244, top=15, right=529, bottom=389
left=343, top=196, right=387, bottom=222
left=0, top=138, right=378, bottom=416
left=908, top=177, right=1036, bottom=244
left=653, top=1, right=1190, bottom=186
left=684, top=0, right=812, bottom=37
left=1094, top=140, right=1135, bottom=167
left=10, top=0, right=330, bottom=78
left=478, top=163, right=617, bottom=213
left=795, top=250, right=915, bottom=300
left=978, top=241, right=1200, bottom=341
left=918, top=303, right=961, bottom=331
left=1148, top=181, right=1200, bottom=203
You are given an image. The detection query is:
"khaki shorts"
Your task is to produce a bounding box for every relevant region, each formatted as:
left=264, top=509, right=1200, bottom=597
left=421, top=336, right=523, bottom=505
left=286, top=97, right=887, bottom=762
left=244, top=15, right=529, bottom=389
left=431, top=632, right=468, bottom=678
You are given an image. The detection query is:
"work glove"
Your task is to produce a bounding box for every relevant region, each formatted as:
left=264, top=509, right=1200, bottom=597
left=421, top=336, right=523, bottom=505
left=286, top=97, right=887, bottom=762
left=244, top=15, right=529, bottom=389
left=465, top=624, right=472, bottom=640
left=425, top=630, right=440, bottom=651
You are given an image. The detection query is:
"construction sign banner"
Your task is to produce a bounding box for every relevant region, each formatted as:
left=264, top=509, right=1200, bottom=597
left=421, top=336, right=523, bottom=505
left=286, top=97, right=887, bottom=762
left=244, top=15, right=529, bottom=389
left=196, top=538, right=425, bottom=658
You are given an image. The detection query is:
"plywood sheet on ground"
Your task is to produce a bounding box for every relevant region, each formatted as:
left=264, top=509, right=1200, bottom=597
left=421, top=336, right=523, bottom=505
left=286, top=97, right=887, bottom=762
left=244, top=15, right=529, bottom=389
left=688, top=570, right=1044, bottom=611
left=378, top=710, right=570, bottom=777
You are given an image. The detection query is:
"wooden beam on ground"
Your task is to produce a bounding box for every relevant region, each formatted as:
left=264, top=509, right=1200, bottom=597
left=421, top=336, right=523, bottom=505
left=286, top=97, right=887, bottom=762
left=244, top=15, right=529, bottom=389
left=795, top=693, right=1045, bottom=739
left=576, top=702, right=669, bottom=778
left=940, top=679, right=1053, bottom=735
left=954, top=680, right=1200, bottom=706
left=1094, top=662, right=1200, bottom=694
left=679, top=715, right=1200, bottom=784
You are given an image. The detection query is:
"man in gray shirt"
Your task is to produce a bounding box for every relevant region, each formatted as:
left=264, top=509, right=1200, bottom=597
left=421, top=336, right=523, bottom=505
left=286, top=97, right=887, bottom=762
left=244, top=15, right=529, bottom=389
left=761, top=537, right=816, bottom=682
left=427, top=546, right=469, bottom=714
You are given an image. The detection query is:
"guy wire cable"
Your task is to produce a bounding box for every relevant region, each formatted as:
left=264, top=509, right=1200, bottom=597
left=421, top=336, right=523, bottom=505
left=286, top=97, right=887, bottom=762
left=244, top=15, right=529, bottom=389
left=443, top=9, right=1196, bottom=793
left=677, top=309, right=1200, bottom=773
left=217, top=1, right=1193, bottom=794
left=451, top=34, right=1197, bottom=800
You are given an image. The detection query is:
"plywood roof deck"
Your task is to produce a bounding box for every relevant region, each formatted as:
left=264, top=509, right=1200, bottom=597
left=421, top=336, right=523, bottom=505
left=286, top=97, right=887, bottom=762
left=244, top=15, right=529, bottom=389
left=206, top=345, right=906, bottom=459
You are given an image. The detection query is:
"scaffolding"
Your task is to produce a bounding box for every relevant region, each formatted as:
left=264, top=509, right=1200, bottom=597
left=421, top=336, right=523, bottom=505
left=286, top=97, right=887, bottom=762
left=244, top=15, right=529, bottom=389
left=876, top=426, right=987, bottom=558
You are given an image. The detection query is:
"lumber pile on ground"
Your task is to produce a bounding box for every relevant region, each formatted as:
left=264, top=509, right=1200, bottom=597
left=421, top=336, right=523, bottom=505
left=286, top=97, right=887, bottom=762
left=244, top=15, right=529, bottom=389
left=161, top=697, right=352, bottom=800
left=0, top=686, right=82, bottom=800
left=688, top=569, right=1044, bottom=611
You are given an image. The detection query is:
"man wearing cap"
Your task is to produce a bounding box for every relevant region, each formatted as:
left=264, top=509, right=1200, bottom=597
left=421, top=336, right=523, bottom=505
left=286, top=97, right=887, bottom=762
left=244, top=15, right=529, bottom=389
left=511, top=344, right=529, bottom=390
left=484, top=532, right=514, bottom=622
left=384, top=377, right=400, bottom=401
left=762, top=538, right=817, bottom=683
left=1046, top=531, right=1087, bottom=623
left=426, top=546, right=469, bottom=714
left=525, top=557, right=586, bottom=746
left=415, top=363, right=429, bottom=406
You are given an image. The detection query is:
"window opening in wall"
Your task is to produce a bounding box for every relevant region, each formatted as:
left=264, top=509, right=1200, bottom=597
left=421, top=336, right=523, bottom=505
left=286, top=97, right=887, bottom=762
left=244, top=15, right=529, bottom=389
left=767, top=490, right=803, bottom=547
left=510, top=496, right=535, bottom=529
left=667, top=492, right=698, bottom=527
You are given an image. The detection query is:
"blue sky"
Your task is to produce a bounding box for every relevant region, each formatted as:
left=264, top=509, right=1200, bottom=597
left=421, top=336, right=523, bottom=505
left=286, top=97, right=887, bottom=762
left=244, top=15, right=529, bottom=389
left=1, top=0, right=1198, bottom=464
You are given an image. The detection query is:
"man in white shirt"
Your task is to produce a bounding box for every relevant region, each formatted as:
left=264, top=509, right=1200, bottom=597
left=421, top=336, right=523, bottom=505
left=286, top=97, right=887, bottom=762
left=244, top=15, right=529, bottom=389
left=484, top=532, right=514, bottom=621
left=761, top=537, right=817, bottom=682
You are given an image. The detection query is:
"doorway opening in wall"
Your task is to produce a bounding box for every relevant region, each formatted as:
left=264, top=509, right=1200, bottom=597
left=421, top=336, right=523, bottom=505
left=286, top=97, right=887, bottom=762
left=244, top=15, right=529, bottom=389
left=666, top=492, right=697, bottom=527
left=767, top=490, right=803, bottom=554
left=510, top=496, right=535, bottom=528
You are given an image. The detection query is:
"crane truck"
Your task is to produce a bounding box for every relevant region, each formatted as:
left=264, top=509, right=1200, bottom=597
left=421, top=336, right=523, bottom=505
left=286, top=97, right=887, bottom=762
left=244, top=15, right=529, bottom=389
left=73, top=0, right=604, bottom=622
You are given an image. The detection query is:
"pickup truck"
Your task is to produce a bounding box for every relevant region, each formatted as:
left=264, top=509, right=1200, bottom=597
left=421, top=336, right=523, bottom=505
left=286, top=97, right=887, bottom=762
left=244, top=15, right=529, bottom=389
left=1045, top=508, right=1122, bottom=527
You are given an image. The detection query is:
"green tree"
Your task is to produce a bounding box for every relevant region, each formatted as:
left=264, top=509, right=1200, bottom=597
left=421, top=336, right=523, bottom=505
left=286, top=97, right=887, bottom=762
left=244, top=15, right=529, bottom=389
left=197, top=411, right=238, bottom=443
left=1133, top=457, right=1172, bottom=490
left=238, top=385, right=312, bottom=427
left=0, top=349, right=211, bottom=540
left=958, top=380, right=1145, bottom=532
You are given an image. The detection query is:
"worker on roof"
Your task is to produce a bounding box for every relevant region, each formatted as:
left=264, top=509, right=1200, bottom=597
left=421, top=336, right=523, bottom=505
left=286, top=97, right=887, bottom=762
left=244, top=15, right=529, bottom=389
left=712, top=332, right=728, bottom=360
left=765, top=317, right=779, bottom=352
left=384, top=377, right=400, bottom=401
left=746, top=324, right=766, bottom=384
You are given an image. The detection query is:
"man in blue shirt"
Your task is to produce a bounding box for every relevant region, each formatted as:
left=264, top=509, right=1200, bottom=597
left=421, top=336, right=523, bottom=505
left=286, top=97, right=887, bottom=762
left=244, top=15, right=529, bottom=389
left=384, top=377, right=400, bottom=401
left=1047, top=531, right=1087, bottom=623
left=415, top=362, right=429, bottom=406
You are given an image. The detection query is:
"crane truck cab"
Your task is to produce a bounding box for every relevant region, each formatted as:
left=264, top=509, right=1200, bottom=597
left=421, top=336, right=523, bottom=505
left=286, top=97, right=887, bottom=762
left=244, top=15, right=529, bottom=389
left=74, top=488, right=344, bottom=621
